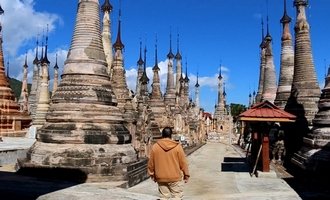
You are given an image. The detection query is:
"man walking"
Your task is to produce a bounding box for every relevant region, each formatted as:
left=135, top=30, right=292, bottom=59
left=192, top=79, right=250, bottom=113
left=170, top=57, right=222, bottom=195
left=148, top=127, right=190, bottom=200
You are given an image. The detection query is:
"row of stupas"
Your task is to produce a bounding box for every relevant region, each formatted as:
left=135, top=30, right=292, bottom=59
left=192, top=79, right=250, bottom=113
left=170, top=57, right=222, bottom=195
left=253, top=0, right=329, bottom=173
left=0, top=0, right=214, bottom=184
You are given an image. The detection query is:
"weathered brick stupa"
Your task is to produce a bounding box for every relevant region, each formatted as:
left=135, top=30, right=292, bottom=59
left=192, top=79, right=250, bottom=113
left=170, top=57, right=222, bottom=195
left=256, top=20, right=266, bottom=103
left=20, top=0, right=146, bottom=185
left=261, top=18, right=277, bottom=103
left=0, top=5, right=31, bottom=136
left=285, top=0, right=320, bottom=168
left=274, top=0, right=294, bottom=109
left=285, top=0, right=320, bottom=125
left=292, top=66, right=330, bottom=172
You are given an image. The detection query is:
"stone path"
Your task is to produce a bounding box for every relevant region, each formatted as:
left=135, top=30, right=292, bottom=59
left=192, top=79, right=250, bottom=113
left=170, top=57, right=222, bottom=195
left=1, top=140, right=302, bottom=200
left=128, top=142, right=301, bottom=200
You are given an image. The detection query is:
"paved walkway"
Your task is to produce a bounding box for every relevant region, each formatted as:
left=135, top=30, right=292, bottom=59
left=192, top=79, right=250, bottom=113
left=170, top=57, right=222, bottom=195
left=128, top=142, right=301, bottom=200
left=36, top=142, right=301, bottom=200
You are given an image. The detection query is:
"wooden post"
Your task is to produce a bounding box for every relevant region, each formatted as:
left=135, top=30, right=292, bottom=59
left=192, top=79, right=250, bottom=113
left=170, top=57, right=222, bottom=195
left=261, top=133, right=270, bottom=172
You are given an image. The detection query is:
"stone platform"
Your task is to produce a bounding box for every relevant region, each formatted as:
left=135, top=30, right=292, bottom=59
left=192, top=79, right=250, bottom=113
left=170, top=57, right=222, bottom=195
left=0, top=137, right=35, bottom=166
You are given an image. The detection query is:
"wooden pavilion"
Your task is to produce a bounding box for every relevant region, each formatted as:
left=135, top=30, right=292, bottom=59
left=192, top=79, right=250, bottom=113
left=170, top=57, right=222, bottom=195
left=238, top=100, right=296, bottom=173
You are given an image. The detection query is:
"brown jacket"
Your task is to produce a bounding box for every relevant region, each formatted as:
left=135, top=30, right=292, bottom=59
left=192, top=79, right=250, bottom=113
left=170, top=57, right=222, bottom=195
left=147, top=138, right=190, bottom=183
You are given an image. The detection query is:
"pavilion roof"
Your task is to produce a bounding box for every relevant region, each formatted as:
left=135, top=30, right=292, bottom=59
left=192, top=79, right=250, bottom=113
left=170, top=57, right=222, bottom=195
left=238, top=100, right=296, bottom=122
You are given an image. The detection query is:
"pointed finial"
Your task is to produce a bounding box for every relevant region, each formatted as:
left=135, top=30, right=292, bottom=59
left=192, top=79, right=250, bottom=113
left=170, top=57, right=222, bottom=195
left=42, top=24, right=50, bottom=64
left=294, top=0, right=308, bottom=7
left=184, top=58, right=189, bottom=82
left=265, top=15, right=272, bottom=41
left=40, top=29, right=45, bottom=61
left=6, top=60, right=9, bottom=78
left=167, top=30, right=174, bottom=59
left=0, top=4, right=4, bottom=15
left=218, top=61, right=222, bottom=80
left=140, top=45, right=149, bottom=84
left=101, top=0, right=113, bottom=13
left=137, top=40, right=144, bottom=65
left=23, top=52, right=28, bottom=68
left=175, top=33, right=182, bottom=60
left=223, top=82, right=227, bottom=96
left=144, top=45, right=147, bottom=69
left=113, top=4, right=124, bottom=50
left=281, top=0, right=292, bottom=24
left=0, top=5, right=3, bottom=34
left=54, top=53, right=59, bottom=69
left=195, top=72, right=200, bottom=87
left=33, top=35, right=39, bottom=64
left=153, top=34, right=159, bottom=70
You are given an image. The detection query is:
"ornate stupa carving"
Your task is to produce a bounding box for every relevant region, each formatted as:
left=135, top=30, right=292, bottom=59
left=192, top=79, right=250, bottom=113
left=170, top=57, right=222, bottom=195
left=101, top=0, right=113, bottom=78
left=261, top=17, right=277, bottom=103
left=164, top=34, right=176, bottom=108
left=291, top=66, right=330, bottom=172
left=52, top=54, right=59, bottom=96
left=28, top=39, right=40, bottom=118
left=0, top=6, right=31, bottom=134
left=256, top=20, right=266, bottom=103
left=274, top=0, right=294, bottom=109
left=20, top=0, right=146, bottom=184
left=285, top=0, right=320, bottom=125
left=33, top=28, right=51, bottom=128
left=111, top=12, right=130, bottom=110
left=18, top=54, right=29, bottom=113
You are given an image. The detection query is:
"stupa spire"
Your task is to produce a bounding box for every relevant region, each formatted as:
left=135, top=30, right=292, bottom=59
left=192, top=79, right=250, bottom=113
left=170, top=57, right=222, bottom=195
left=164, top=32, right=176, bottom=107
left=29, top=36, right=41, bottom=118
left=18, top=53, right=29, bottom=112
left=274, top=0, right=294, bottom=108
left=136, top=40, right=144, bottom=97
left=261, top=16, right=277, bottom=103
left=111, top=5, right=130, bottom=109
left=52, top=53, right=59, bottom=96
left=101, top=0, right=114, bottom=78
left=195, top=72, right=200, bottom=109
left=256, top=18, right=266, bottom=103
left=151, top=37, right=161, bottom=100
left=175, top=33, right=182, bottom=96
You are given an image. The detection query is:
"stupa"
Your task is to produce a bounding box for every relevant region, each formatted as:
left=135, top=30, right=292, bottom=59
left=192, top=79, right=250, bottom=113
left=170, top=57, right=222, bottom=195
left=20, top=0, right=147, bottom=185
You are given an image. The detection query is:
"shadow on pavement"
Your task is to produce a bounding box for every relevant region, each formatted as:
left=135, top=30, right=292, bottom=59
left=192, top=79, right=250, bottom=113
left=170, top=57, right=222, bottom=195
left=282, top=164, right=330, bottom=200
left=0, top=168, right=85, bottom=200
left=221, top=156, right=249, bottom=172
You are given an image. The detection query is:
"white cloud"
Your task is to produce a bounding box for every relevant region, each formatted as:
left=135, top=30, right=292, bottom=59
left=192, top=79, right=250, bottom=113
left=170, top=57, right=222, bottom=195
left=1, top=0, right=60, bottom=56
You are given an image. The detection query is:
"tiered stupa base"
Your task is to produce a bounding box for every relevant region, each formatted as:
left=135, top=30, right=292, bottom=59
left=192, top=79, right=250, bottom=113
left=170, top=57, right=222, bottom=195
left=19, top=141, right=148, bottom=186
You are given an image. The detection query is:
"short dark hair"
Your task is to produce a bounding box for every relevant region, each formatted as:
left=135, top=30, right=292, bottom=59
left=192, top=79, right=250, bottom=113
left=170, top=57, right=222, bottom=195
left=162, top=127, right=172, bottom=138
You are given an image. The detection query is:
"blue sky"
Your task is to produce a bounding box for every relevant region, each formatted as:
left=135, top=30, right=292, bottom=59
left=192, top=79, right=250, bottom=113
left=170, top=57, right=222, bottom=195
left=1, top=0, right=330, bottom=113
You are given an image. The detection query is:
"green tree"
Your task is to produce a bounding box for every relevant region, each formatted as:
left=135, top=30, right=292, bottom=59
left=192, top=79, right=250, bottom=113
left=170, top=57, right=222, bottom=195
left=230, top=103, right=247, bottom=122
